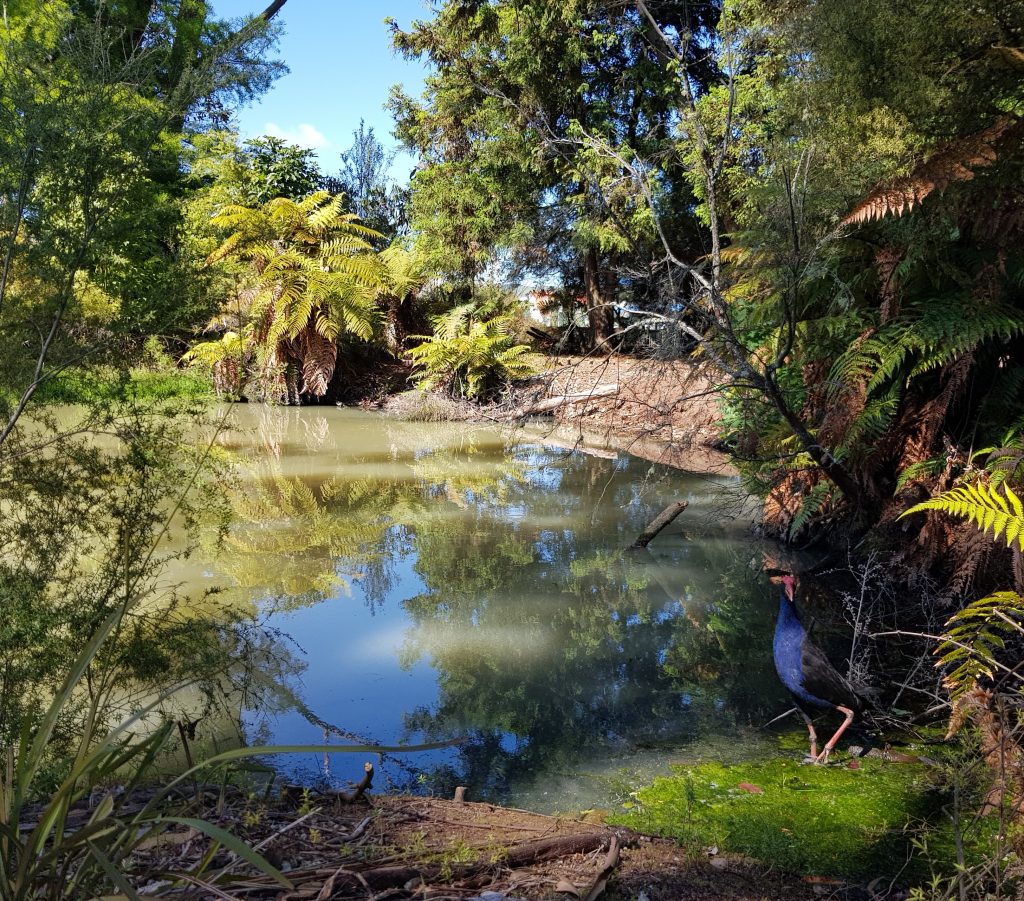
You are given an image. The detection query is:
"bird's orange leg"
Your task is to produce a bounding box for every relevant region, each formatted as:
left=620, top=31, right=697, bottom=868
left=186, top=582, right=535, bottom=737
left=797, top=709, right=818, bottom=759
left=814, top=705, right=855, bottom=764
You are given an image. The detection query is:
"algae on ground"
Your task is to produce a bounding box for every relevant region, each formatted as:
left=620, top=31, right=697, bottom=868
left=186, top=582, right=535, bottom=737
left=609, top=755, right=997, bottom=880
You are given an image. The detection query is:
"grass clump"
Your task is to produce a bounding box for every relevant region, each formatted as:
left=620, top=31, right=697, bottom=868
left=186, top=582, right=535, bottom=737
left=382, top=389, right=477, bottom=422
left=609, top=755, right=998, bottom=881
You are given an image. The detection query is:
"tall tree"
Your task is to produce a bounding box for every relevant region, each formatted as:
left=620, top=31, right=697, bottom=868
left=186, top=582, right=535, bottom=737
left=334, top=119, right=408, bottom=241
left=388, top=0, right=719, bottom=349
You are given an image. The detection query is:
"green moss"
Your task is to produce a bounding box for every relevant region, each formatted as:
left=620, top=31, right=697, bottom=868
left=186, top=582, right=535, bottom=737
left=37, top=367, right=213, bottom=404
left=609, top=755, right=998, bottom=881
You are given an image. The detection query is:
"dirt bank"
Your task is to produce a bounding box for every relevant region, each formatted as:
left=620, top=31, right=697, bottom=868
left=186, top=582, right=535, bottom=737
left=509, top=355, right=733, bottom=474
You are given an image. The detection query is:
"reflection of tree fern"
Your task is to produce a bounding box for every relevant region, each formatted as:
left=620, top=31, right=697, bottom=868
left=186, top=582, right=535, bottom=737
left=224, top=473, right=393, bottom=609
left=410, top=445, right=526, bottom=504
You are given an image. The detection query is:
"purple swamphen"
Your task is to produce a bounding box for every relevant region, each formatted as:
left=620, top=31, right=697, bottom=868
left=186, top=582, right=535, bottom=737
left=772, top=573, right=863, bottom=763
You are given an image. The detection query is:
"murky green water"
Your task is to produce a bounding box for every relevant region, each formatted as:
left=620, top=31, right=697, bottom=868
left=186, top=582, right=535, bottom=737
left=194, top=405, right=790, bottom=812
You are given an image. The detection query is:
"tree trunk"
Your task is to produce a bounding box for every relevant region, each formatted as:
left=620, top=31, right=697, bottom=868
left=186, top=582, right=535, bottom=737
left=583, top=247, right=615, bottom=352
left=383, top=293, right=414, bottom=356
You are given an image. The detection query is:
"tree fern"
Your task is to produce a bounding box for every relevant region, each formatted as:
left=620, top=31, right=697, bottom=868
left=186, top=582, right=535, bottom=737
left=904, top=483, right=1024, bottom=697
left=829, top=296, right=1024, bottom=398
left=839, top=383, right=902, bottom=456
left=894, top=456, right=945, bottom=492
left=788, top=479, right=839, bottom=539
left=407, top=314, right=536, bottom=399
left=198, top=191, right=387, bottom=398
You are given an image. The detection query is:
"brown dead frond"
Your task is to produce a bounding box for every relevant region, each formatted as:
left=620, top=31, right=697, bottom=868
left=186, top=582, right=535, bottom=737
left=300, top=329, right=338, bottom=397
left=841, top=117, right=1024, bottom=227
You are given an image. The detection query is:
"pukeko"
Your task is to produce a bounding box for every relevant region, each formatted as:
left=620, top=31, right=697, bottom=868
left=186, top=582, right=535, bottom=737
left=771, top=573, right=862, bottom=763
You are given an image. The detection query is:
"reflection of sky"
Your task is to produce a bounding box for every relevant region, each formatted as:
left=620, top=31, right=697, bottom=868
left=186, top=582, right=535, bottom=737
left=223, top=407, right=783, bottom=810
left=244, top=551, right=458, bottom=786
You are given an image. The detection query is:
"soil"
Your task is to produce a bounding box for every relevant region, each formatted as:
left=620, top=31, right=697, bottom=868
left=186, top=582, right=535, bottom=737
left=126, top=786, right=817, bottom=900
left=508, top=354, right=732, bottom=474
left=376, top=353, right=734, bottom=475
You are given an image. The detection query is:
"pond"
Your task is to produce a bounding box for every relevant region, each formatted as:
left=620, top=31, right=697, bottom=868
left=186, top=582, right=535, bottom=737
left=189, top=405, right=792, bottom=813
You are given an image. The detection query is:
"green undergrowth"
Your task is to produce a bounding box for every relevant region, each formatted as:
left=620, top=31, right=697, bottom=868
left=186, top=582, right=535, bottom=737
left=609, top=752, right=998, bottom=882
left=37, top=366, right=213, bottom=403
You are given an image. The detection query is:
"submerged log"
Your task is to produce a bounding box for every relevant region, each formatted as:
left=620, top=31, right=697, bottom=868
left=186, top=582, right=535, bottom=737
left=631, top=500, right=689, bottom=548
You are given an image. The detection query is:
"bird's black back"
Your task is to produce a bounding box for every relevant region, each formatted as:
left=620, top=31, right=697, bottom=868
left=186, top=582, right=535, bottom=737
left=800, top=637, right=862, bottom=712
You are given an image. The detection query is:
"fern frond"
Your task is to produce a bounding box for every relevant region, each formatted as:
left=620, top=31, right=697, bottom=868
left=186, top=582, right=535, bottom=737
left=937, top=590, right=1024, bottom=697
left=895, top=456, right=946, bottom=491
left=788, top=480, right=839, bottom=539
left=902, top=482, right=1024, bottom=551
left=842, top=117, right=1024, bottom=227
left=829, top=296, right=1024, bottom=397
left=840, top=383, right=901, bottom=452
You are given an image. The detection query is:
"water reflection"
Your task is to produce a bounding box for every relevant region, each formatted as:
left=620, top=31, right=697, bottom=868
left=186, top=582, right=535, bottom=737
left=203, top=406, right=786, bottom=809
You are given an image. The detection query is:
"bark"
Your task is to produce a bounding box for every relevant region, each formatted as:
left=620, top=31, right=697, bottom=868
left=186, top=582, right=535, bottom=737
left=259, top=0, right=289, bottom=20
left=382, top=293, right=415, bottom=356
left=284, top=831, right=611, bottom=895
left=583, top=247, right=615, bottom=351
left=762, top=374, right=864, bottom=509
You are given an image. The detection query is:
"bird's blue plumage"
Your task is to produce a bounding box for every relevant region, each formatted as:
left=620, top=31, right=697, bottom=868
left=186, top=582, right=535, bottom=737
left=773, top=591, right=831, bottom=709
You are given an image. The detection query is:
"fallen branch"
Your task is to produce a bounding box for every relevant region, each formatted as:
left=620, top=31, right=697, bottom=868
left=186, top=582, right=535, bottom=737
left=631, top=500, right=688, bottom=548
left=502, top=832, right=609, bottom=868
left=321, top=762, right=374, bottom=805
left=239, top=830, right=612, bottom=897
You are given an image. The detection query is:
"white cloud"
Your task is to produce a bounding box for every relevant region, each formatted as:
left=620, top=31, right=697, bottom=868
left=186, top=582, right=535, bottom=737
left=262, top=122, right=330, bottom=150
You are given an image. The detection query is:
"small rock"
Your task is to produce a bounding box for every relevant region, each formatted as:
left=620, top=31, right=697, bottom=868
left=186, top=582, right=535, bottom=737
left=737, top=782, right=763, bottom=794
left=709, top=857, right=730, bottom=869
left=847, top=745, right=865, bottom=757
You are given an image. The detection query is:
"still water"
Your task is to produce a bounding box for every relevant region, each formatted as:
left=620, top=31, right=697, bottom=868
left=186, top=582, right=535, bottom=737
left=195, top=405, right=789, bottom=812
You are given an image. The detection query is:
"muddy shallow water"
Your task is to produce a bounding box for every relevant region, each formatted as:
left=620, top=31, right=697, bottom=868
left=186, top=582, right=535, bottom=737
left=185, top=405, right=792, bottom=812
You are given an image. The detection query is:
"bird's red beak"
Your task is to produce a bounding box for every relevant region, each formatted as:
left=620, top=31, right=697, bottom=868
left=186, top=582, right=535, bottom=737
left=781, top=575, right=795, bottom=601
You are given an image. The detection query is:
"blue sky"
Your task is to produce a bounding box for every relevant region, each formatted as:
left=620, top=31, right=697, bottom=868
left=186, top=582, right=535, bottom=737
left=211, top=0, right=432, bottom=180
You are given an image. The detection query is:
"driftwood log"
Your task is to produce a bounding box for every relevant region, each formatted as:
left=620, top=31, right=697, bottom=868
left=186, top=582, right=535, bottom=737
left=631, top=500, right=689, bottom=548
left=514, top=383, right=619, bottom=417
